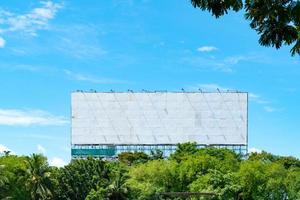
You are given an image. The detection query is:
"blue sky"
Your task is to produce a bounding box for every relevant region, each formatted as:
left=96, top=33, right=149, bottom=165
left=0, top=0, right=299, bottom=166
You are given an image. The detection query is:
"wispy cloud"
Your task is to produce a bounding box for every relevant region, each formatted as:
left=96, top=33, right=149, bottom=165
left=0, top=144, right=13, bottom=154
left=187, top=83, right=234, bottom=92
left=197, top=46, right=218, bottom=52
left=51, top=24, right=108, bottom=60
left=0, top=1, right=62, bottom=37
left=263, top=106, right=282, bottom=113
left=263, top=106, right=275, bottom=113
left=181, top=53, right=265, bottom=73
left=0, top=63, right=42, bottom=72
left=63, top=69, right=130, bottom=84
left=56, top=36, right=107, bottom=59
left=0, top=108, right=68, bottom=126
left=250, top=94, right=282, bottom=113
left=37, top=144, right=46, bottom=154
left=248, top=93, right=269, bottom=104
left=24, top=134, right=61, bottom=140
left=248, top=147, right=262, bottom=154
left=0, top=37, right=5, bottom=48
left=49, top=157, right=66, bottom=167
left=180, top=56, right=233, bottom=73
left=224, top=55, right=249, bottom=65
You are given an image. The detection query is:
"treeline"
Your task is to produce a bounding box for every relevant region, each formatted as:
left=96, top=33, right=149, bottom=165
left=0, top=143, right=300, bottom=200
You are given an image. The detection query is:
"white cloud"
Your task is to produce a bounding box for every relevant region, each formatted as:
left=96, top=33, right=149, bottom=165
left=0, top=37, right=5, bottom=48
left=224, top=56, right=248, bottom=65
left=0, top=144, right=15, bottom=155
left=56, top=36, right=107, bottom=59
left=0, top=108, right=68, bottom=126
left=263, top=106, right=279, bottom=113
left=37, top=144, right=46, bottom=154
left=248, top=93, right=281, bottom=112
left=248, top=147, right=262, bottom=154
left=63, top=69, right=130, bottom=84
left=248, top=93, right=269, bottom=104
left=25, top=134, right=58, bottom=140
left=33, top=2, right=60, bottom=19
left=0, top=144, right=11, bottom=153
left=181, top=53, right=266, bottom=73
left=180, top=56, right=233, bottom=73
left=197, top=46, right=218, bottom=52
left=0, top=1, right=62, bottom=37
left=49, top=157, right=66, bottom=167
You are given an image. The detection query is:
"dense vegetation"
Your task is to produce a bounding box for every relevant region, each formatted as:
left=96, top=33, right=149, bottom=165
left=0, top=143, right=299, bottom=200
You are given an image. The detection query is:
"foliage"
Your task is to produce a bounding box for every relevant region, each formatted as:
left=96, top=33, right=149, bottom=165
left=52, top=157, right=110, bottom=200
left=118, top=152, right=150, bottom=165
left=189, top=170, right=242, bottom=200
left=237, top=160, right=290, bottom=199
left=23, top=154, right=53, bottom=200
left=170, top=142, right=198, bottom=162
left=126, top=160, right=179, bottom=199
left=0, top=164, right=9, bottom=195
left=0, top=155, right=30, bottom=200
left=85, top=186, right=107, bottom=200
left=285, top=168, right=300, bottom=199
left=85, top=166, right=129, bottom=200
left=191, top=0, right=300, bottom=56
left=0, top=143, right=300, bottom=200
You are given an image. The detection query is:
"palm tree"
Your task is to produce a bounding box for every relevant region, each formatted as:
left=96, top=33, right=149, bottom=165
left=106, top=170, right=128, bottom=200
left=24, top=154, right=52, bottom=200
left=0, top=164, right=9, bottom=199
left=0, top=165, right=8, bottom=187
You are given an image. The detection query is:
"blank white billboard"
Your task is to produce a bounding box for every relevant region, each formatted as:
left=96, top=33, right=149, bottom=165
left=71, top=92, right=247, bottom=145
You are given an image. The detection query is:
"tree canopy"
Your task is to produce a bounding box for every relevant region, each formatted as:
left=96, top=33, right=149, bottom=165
left=0, top=145, right=300, bottom=199
left=191, top=0, right=300, bottom=56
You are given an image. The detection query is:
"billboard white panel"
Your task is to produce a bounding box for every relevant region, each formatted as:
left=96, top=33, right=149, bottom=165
left=71, top=92, right=247, bottom=145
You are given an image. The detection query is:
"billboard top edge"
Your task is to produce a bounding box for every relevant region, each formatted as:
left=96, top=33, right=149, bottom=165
left=71, top=91, right=248, bottom=94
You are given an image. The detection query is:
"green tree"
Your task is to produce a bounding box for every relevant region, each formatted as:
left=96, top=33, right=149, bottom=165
left=85, top=163, right=129, bottom=200
left=85, top=186, right=107, bottom=200
left=23, top=154, right=53, bottom=200
left=53, top=157, right=110, bottom=200
left=118, top=152, right=150, bottom=165
left=264, top=163, right=288, bottom=199
left=0, top=155, right=30, bottom=200
left=0, top=164, right=9, bottom=196
left=248, top=151, right=279, bottom=163
left=249, top=151, right=300, bottom=169
left=106, top=169, right=129, bottom=200
left=189, top=170, right=242, bottom=200
left=237, top=160, right=289, bottom=200
left=176, top=148, right=240, bottom=192
left=170, top=142, right=198, bottom=162
left=191, top=0, right=300, bottom=56
left=1, top=147, right=299, bottom=200
left=0, top=165, right=8, bottom=186
left=127, top=160, right=178, bottom=200
left=284, top=168, right=300, bottom=200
